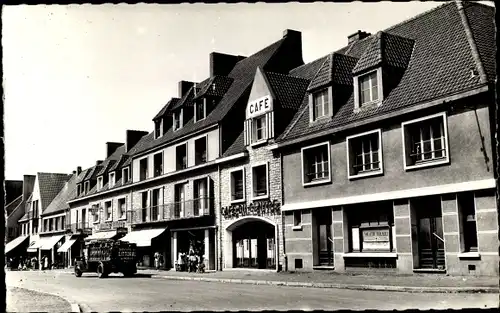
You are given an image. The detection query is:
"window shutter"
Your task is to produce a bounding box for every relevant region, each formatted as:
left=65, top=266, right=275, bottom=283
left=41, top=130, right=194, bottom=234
left=308, top=93, right=314, bottom=123
left=269, top=112, right=274, bottom=138
left=244, top=120, right=248, bottom=146
left=248, top=119, right=253, bottom=144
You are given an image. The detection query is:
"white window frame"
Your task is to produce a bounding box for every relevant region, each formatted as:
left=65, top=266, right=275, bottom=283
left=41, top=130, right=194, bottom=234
left=105, top=201, right=112, bottom=221
left=92, top=206, right=100, bottom=224
left=293, top=210, right=302, bottom=230
left=173, top=109, right=183, bottom=131
left=139, top=156, right=149, bottom=181
left=309, top=86, right=333, bottom=123
left=402, top=112, right=450, bottom=171
left=153, top=151, right=164, bottom=177
left=353, top=68, right=384, bottom=110
left=118, top=197, right=127, bottom=220
left=122, top=167, right=130, bottom=183
left=97, top=176, right=104, bottom=191
left=301, top=141, right=332, bottom=187
left=251, top=162, right=269, bottom=201
left=109, top=172, right=115, bottom=188
left=194, top=98, right=207, bottom=122
left=346, top=129, right=384, bottom=180
left=457, top=192, right=479, bottom=257
left=251, top=115, right=268, bottom=145
left=229, top=167, right=246, bottom=204
left=194, top=135, right=208, bottom=165
left=84, top=181, right=90, bottom=194
left=175, top=142, right=188, bottom=170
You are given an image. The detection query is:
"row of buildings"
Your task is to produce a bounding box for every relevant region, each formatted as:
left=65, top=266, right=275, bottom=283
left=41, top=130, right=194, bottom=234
left=5, top=1, right=498, bottom=276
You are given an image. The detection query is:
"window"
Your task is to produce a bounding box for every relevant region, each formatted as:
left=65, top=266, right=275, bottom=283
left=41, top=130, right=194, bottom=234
left=347, top=130, right=383, bottom=179
left=359, top=71, right=379, bottom=105
left=61, top=216, right=65, bottom=229
left=151, top=189, right=161, bottom=221
left=176, top=143, right=188, bottom=170
left=154, top=152, right=163, bottom=177
left=49, top=219, right=53, bottom=231
left=105, top=201, right=112, bottom=221
left=194, top=178, right=208, bottom=216
left=84, top=181, right=90, bottom=194
left=174, top=183, right=186, bottom=218
left=122, top=167, right=130, bottom=184
left=77, top=184, right=82, bottom=196
left=93, top=207, right=100, bottom=223
left=313, top=88, right=330, bottom=121
left=301, top=142, right=331, bottom=185
left=195, top=98, right=206, bottom=122
left=195, top=137, right=207, bottom=165
left=173, top=110, right=182, bottom=131
left=458, top=192, right=478, bottom=253
left=230, top=169, right=245, bottom=203
left=293, top=211, right=302, bottom=227
left=139, top=158, right=148, bottom=180
left=252, top=115, right=267, bottom=143
left=97, top=176, right=103, bottom=191
left=109, top=172, right=115, bottom=188
left=44, top=219, right=48, bottom=232
left=252, top=164, right=268, bottom=199
left=154, top=119, right=163, bottom=139
left=402, top=113, right=449, bottom=170
left=141, top=191, right=149, bottom=222
left=118, top=198, right=126, bottom=220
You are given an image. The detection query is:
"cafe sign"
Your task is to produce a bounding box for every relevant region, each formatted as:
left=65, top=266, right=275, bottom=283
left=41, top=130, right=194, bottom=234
left=96, top=221, right=127, bottom=231
left=362, top=228, right=390, bottom=251
left=221, top=199, right=281, bottom=219
left=246, top=95, right=273, bottom=119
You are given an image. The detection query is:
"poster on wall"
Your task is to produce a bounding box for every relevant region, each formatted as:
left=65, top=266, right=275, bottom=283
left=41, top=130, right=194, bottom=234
left=362, top=228, right=390, bottom=251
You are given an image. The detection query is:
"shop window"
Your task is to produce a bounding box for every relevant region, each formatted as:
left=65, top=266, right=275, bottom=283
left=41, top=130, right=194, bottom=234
left=195, top=137, right=207, bottom=165
left=230, top=168, right=245, bottom=203
left=154, top=152, right=163, bottom=177
left=118, top=198, right=126, bottom=220
left=105, top=201, right=112, bottom=221
left=348, top=202, right=394, bottom=253
left=97, top=176, right=103, bottom=191
left=458, top=192, right=478, bottom=253
left=109, top=172, right=115, bottom=188
left=122, top=167, right=130, bottom=184
left=176, top=143, right=188, bottom=170
left=347, top=129, right=383, bottom=179
left=251, top=164, right=268, bottom=200
left=293, top=211, right=302, bottom=228
left=139, top=158, right=148, bottom=181
left=301, top=142, right=331, bottom=185
left=311, top=88, right=330, bottom=121
left=402, top=112, right=449, bottom=170
left=252, top=115, right=267, bottom=143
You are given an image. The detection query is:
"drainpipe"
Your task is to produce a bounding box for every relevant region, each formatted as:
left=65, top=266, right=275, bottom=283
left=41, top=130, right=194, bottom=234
left=218, top=164, right=222, bottom=271
left=280, top=150, right=287, bottom=272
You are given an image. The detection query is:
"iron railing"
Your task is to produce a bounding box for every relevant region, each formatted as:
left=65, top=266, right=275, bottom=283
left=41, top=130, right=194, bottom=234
left=130, top=197, right=213, bottom=225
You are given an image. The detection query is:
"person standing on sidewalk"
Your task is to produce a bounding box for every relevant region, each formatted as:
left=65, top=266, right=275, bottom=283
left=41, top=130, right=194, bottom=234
left=154, top=252, right=160, bottom=270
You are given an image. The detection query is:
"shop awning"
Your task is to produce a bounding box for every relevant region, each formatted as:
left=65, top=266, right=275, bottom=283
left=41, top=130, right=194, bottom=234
left=6, top=235, right=29, bottom=254
left=85, top=231, right=118, bottom=241
left=27, top=235, right=41, bottom=253
left=40, top=235, right=65, bottom=250
left=57, top=238, right=77, bottom=253
left=119, top=228, right=166, bottom=247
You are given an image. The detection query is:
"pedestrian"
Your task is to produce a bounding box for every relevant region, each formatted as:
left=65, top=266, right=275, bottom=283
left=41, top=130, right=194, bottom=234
left=188, top=251, right=197, bottom=273
left=154, top=252, right=160, bottom=270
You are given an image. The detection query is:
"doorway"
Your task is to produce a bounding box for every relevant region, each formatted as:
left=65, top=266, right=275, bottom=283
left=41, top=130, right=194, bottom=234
left=315, top=209, right=333, bottom=266
left=415, top=196, right=445, bottom=269
left=232, top=220, right=275, bottom=269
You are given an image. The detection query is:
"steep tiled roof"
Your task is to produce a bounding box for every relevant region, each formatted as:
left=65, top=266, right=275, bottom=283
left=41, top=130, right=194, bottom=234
left=109, top=155, right=129, bottom=172
left=289, top=56, right=329, bottom=81
left=308, top=53, right=359, bottom=91
left=129, top=38, right=287, bottom=156
left=83, top=166, right=100, bottom=181
left=75, top=168, right=89, bottom=184
left=266, top=71, right=310, bottom=110
left=5, top=195, right=22, bottom=216
left=171, top=86, right=197, bottom=110
left=279, top=2, right=491, bottom=143
left=222, top=131, right=245, bottom=158
left=37, top=172, right=72, bottom=210
left=153, top=98, right=180, bottom=121
left=194, top=76, right=234, bottom=100
left=42, top=174, right=78, bottom=216
left=97, top=160, right=117, bottom=176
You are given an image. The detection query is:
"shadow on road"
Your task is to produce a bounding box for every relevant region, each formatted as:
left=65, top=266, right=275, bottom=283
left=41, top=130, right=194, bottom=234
left=74, top=273, right=153, bottom=279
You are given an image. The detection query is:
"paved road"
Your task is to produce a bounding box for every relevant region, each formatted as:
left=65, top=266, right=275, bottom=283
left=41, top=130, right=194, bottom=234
left=6, top=271, right=497, bottom=312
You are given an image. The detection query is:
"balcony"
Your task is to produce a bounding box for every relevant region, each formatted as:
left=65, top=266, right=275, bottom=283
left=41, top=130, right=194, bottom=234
left=65, top=222, right=93, bottom=234
left=130, top=197, right=214, bottom=225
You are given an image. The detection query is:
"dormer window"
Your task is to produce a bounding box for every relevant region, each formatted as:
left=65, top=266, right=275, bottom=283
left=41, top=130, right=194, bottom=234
left=97, top=176, right=103, bottom=191
left=309, top=87, right=332, bottom=123
left=84, top=181, right=90, bottom=194
left=154, top=119, right=163, bottom=139
left=253, top=115, right=267, bottom=143
left=354, top=69, right=383, bottom=110
left=109, top=172, right=115, bottom=188
left=122, top=167, right=130, bottom=184
left=195, top=98, right=206, bottom=122
left=173, top=110, right=183, bottom=131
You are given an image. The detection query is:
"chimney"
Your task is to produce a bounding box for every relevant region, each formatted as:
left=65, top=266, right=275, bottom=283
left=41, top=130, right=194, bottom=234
left=209, top=52, right=245, bottom=77
left=348, top=30, right=371, bottom=44
left=106, top=142, right=124, bottom=158
left=178, top=81, right=195, bottom=98
left=96, top=160, right=103, bottom=166
left=72, top=171, right=76, bottom=174
left=125, top=129, right=149, bottom=152
left=77, top=166, right=82, bottom=174
left=22, top=175, right=36, bottom=201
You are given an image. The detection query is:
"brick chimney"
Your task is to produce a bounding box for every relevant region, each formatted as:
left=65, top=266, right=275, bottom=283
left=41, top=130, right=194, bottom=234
left=22, top=175, right=36, bottom=201
left=178, top=81, right=195, bottom=98
left=125, top=130, right=149, bottom=152
left=209, top=52, right=245, bottom=77
left=106, top=142, right=124, bottom=158
left=77, top=166, right=82, bottom=174
left=265, top=29, right=304, bottom=74
left=348, top=30, right=371, bottom=44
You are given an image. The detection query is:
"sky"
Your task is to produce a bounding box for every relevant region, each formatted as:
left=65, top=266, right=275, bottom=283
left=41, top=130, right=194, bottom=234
left=3, top=2, right=492, bottom=180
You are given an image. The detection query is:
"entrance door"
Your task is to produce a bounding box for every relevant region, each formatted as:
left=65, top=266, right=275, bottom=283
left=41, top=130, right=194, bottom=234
left=232, top=221, right=275, bottom=269
left=416, top=197, right=445, bottom=269
left=316, top=210, right=333, bottom=266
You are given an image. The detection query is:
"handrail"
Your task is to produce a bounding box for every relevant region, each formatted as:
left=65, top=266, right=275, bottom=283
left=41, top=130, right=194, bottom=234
left=432, top=232, right=445, bottom=243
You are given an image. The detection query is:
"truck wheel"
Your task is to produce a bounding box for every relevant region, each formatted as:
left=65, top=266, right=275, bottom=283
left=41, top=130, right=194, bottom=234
left=74, top=267, right=82, bottom=277
left=97, top=263, right=108, bottom=278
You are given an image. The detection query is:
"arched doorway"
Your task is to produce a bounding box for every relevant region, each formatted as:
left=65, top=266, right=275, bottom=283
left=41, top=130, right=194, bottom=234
left=225, top=217, right=276, bottom=270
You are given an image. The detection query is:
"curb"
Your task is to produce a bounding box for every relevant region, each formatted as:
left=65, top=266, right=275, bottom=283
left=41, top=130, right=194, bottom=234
left=8, top=286, right=82, bottom=312
left=151, top=275, right=499, bottom=294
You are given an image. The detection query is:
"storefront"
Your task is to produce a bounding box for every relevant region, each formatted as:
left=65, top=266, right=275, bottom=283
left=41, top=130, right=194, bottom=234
left=120, top=227, right=168, bottom=269
left=171, top=226, right=216, bottom=271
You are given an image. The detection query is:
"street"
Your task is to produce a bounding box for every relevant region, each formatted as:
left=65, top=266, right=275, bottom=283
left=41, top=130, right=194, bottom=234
left=6, top=270, right=497, bottom=312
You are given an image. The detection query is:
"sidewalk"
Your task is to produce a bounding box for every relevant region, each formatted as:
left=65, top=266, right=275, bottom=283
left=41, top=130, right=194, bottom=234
left=6, top=286, right=77, bottom=313
left=55, top=267, right=499, bottom=293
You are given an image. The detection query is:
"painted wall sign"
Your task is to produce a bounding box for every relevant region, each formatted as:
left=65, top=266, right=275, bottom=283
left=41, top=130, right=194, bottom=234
left=95, top=221, right=127, bottom=231
left=221, top=199, right=281, bottom=219
left=246, top=95, right=273, bottom=119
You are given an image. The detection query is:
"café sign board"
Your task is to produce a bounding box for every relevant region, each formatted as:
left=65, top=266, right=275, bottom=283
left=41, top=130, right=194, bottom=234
left=362, top=228, right=390, bottom=251
left=96, top=221, right=127, bottom=231
left=246, top=95, right=273, bottom=119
